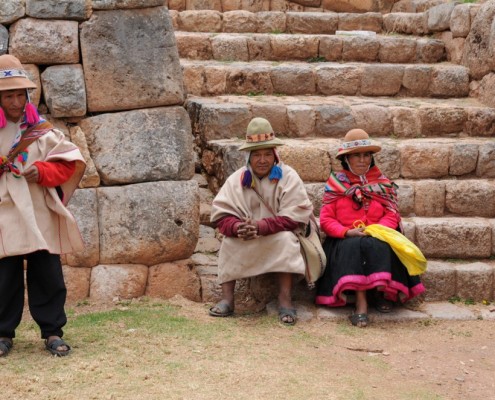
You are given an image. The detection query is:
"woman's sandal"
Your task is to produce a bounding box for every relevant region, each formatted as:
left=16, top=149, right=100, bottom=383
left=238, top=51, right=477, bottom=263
left=278, top=307, right=297, bottom=326
left=0, top=339, right=12, bottom=357
left=349, top=312, right=369, bottom=328
left=375, top=297, right=394, bottom=313
left=45, top=338, right=71, bottom=357
left=209, top=301, right=234, bottom=317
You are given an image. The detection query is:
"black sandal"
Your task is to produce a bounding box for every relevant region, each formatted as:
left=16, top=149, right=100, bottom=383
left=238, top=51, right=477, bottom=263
left=375, top=297, right=394, bottom=313
left=349, top=312, right=369, bottom=327
left=45, top=338, right=71, bottom=357
left=0, top=339, right=12, bottom=357
left=279, top=307, right=297, bottom=326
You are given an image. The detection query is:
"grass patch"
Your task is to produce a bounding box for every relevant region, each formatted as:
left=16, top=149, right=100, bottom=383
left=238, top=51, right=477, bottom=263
left=306, top=56, right=327, bottom=63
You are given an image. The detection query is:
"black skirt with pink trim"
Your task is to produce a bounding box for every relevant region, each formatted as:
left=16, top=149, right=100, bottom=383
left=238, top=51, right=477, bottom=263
left=315, top=236, right=425, bottom=307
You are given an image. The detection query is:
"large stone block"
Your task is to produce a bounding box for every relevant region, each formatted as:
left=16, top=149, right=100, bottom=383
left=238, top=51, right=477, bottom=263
left=256, top=11, right=286, bottom=33
left=413, top=180, right=445, bottom=217
left=491, top=219, right=495, bottom=255
left=66, top=189, right=100, bottom=268
left=338, top=12, right=382, bottom=32
left=92, top=0, right=165, bottom=9
left=456, top=262, right=494, bottom=302
left=223, top=11, right=258, bottom=33
left=418, top=107, right=466, bottom=136
left=315, top=105, right=355, bottom=138
left=478, top=73, right=495, bottom=109
left=429, top=66, right=469, bottom=98
left=374, top=142, right=400, bottom=179
left=183, top=64, right=205, bottom=95
left=399, top=141, right=450, bottom=178
left=90, top=264, right=148, bottom=301
left=391, top=107, right=422, bottom=138
left=321, top=0, right=395, bottom=13
left=63, top=265, right=91, bottom=303
left=446, top=180, right=495, bottom=217
left=80, top=7, right=184, bottom=112
left=271, top=65, right=316, bottom=95
left=69, top=126, right=100, bottom=188
left=476, top=142, right=495, bottom=178
left=450, top=4, right=472, bottom=38
left=427, top=2, right=455, bottom=32
left=26, top=0, right=92, bottom=20
left=22, top=64, right=41, bottom=106
left=250, top=103, right=288, bottom=134
left=360, top=64, right=403, bottom=96
left=402, top=65, right=432, bottom=97
left=9, top=18, right=79, bottom=64
left=378, top=38, right=416, bottom=63
left=449, top=142, right=478, bottom=176
left=395, top=180, right=415, bottom=216
left=383, top=12, right=428, bottom=35
left=0, top=0, right=24, bottom=25
left=226, top=65, right=273, bottom=95
left=246, top=35, right=272, bottom=60
left=80, top=107, right=194, bottom=185
left=176, top=33, right=213, bottom=60
left=0, top=23, right=9, bottom=55
left=416, top=38, right=445, bottom=63
left=415, top=217, right=492, bottom=258
left=315, top=65, right=360, bottom=95
left=98, top=181, right=199, bottom=265
left=41, top=64, right=87, bottom=118
left=286, top=104, right=316, bottom=137
left=146, top=260, right=201, bottom=301
left=278, top=143, right=331, bottom=182
left=342, top=36, right=379, bottom=62
left=271, top=35, right=319, bottom=60
left=350, top=104, right=392, bottom=137
left=420, top=261, right=456, bottom=302
left=211, top=34, right=249, bottom=61
left=287, top=12, right=338, bottom=34
left=305, top=182, right=325, bottom=216
left=318, top=36, right=343, bottom=61
left=178, top=10, right=222, bottom=32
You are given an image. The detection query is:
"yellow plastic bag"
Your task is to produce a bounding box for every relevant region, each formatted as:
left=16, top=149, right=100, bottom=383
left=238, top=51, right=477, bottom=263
left=360, top=223, right=427, bottom=276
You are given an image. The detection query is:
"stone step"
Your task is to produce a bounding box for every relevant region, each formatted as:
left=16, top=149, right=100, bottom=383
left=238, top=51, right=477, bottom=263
left=182, top=60, right=470, bottom=98
left=168, top=0, right=399, bottom=14
left=176, top=31, right=445, bottom=64
left=186, top=95, right=495, bottom=143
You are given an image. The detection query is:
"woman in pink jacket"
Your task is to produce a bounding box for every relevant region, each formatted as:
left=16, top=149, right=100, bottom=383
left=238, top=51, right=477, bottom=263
left=315, top=129, right=425, bottom=327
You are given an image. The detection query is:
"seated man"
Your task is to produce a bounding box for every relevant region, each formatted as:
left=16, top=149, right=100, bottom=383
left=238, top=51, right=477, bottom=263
left=209, top=117, right=313, bottom=325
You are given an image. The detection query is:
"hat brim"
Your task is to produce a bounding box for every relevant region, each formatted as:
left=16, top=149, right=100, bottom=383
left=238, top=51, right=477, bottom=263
left=0, top=77, right=37, bottom=92
left=336, top=144, right=381, bottom=159
left=238, top=138, right=285, bottom=151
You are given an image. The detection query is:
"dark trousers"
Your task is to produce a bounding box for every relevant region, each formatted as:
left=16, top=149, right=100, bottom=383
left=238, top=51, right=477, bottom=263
left=0, top=251, right=67, bottom=339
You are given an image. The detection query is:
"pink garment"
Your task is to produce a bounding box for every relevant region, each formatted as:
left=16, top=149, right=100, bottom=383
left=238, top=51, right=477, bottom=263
left=320, top=196, right=400, bottom=239
left=216, top=215, right=299, bottom=237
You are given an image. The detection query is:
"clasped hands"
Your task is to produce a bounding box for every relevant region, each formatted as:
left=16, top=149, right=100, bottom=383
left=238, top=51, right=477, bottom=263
left=236, top=218, right=259, bottom=240
left=22, top=165, right=39, bottom=183
left=345, top=227, right=368, bottom=238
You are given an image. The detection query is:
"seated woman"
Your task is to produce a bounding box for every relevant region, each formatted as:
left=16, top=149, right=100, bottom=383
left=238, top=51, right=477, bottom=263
left=315, top=129, right=425, bottom=327
left=209, top=117, right=313, bottom=325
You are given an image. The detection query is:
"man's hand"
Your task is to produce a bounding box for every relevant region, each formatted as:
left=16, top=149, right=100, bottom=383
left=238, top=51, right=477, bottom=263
left=236, top=218, right=259, bottom=240
left=22, top=165, right=39, bottom=183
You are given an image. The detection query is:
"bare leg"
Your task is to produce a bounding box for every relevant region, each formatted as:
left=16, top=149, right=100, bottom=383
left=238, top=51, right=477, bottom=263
left=209, top=280, right=235, bottom=316
left=278, top=273, right=296, bottom=324
left=355, top=290, right=368, bottom=314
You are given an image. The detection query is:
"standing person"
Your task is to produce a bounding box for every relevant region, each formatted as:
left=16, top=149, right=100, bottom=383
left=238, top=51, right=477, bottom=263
left=316, top=129, right=425, bottom=327
left=0, top=55, right=86, bottom=357
left=209, top=117, right=313, bottom=325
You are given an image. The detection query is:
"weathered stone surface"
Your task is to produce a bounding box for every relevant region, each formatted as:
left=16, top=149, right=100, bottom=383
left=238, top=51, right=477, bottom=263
left=416, top=38, right=445, bottom=63
left=271, top=35, right=319, bottom=60
left=146, top=260, right=201, bottom=301
left=223, top=0, right=266, bottom=12
left=391, top=107, right=422, bottom=138
left=338, top=12, right=382, bottom=32
left=0, top=24, right=8, bottom=55
left=450, top=4, right=472, bottom=38
left=383, top=12, right=428, bottom=35
left=456, top=262, right=494, bottom=302
left=22, top=64, right=41, bottom=106
left=305, top=182, right=325, bottom=216
left=203, top=65, right=228, bottom=95
left=286, top=104, right=316, bottom=137
left=478, top=73, right=495, bottom=109
left=401, top=219, right=415, bottom=242
left=379, top=38, right=416, bottom=63
left=66, top=189, right=100, bottom=268
left=250, top=103, right=288, bottom=134
left=342, top=36, right=379, bottom=62
left=278, top=144, right=331, bottom=182
left=211, top=34, right=249, bottom=61
left=420, top=261, right=456, bottom=302
left=0, top=0, right=24, bottom=25
left=318, top=36, right=343, bottom=61
left=63, top=265, right=91, bottom=303
left=414, top=180, right=445, bottom=217
left=446, top=180, right=495, bottom=217
left=223, top=10, right=258, bottom=32
left=396, top=180, right=415, bottom=216
left=414, top=217, right=492, bottom=258
left=449, top=142, right=478, bottom=176
left=402, top=65, right=432, bottom=97
left=92, top=0, right=165, bottom=9
left=375, top=142, right=400, bottom=179
left=41, top=64, right=87, bottom=118
left=256, top=11, right=286, bottom=33
left=246, top=35, right=272, bottom=60
left=9, top=18, right=79, bottom=64
left=90, top=264, right=148, bottom=301
left=461, top=1, right=495, bottom=80
left=360, top=64, right=403, bottom=96
left=178, top=10, right=222, bottom=32
left=351, top=104, right=392, bottom=137
left=98, top=181, right=199, bottom=265
left=321, top=0, right=395, bottom=13
left=26, top=0, right=92, bottom=20
left=427, top=2, right=455, bottom=32
left=491, top=219, right=495, bottom=255
left=429, top=66, right=469, bottom=98
left=80, top=107, right=193, bottom=185
left=315, top=105, right=355, bottom=138
left=316, top=65, right=360, bottom=95
left=419, top=107, right=466, bottom=136
left=176, top=33, right=213, bottom=60
left=69, top=126, right=100, bottom=188
left=476, top=142, right=495, bottom=178
left=287, top=12, right=338, bottom=34
left=183, top=64, right=205, bottom=95
left=271, top=65, right=315, bottom=95
left=81, top=7, right=184, bottom=112
left=423, top=302, right=477, bottom=320
left=399, top=141, right=450, bottom=179
left=226, top=65, right=273, bottom=95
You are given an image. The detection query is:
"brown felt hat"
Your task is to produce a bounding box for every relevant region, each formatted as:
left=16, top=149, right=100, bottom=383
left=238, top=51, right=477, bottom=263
left=238, top=117, right=284, bottom=151
left=336, top=129, right=381, bottom=159
left=0, top=55, right=37, bottom=92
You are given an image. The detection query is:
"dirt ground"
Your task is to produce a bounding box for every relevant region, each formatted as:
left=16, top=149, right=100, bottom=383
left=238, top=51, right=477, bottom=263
left=2, top=297, right=495, bottom=400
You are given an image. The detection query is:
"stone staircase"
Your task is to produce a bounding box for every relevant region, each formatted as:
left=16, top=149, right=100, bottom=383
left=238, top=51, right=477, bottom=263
left=169, top=0, right=495, bottom=308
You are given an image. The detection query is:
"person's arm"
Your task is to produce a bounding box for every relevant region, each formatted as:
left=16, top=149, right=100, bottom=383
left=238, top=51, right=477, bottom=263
left=377, top=207, right=400, bottom=229
left=32, top=160, right=76, bottom=187
left=320, top=202, right=350, bottom=238
left=256, top=216, right=299, bottom=236
left=215, top=215, right=244, bottom=237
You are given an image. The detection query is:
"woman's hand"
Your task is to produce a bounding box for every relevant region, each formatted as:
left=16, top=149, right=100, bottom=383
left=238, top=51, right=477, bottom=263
left=22, top=165, right=39, bottom=183
left=345, top=228, right=367, bottom=238
left=236, top=218, right=259, bottom=240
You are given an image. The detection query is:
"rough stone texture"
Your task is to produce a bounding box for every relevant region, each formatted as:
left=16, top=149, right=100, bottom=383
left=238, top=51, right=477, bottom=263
left=92, top=0, right=165, bottom=9
left=278, top=144, right=331, bottom=182
left=287, top=12, right=338, bottom=34
left=0, top=24, right=8, bottom=55
left=176, top=33, right=213, bottom=60
left=465, top=108, right=495, bottom=137
left=250, top=103, right=288, bottom=134
left=351, top=104, right=392, bottom=137
left=399, top=142, right=450, bottom=179
left=491, top=219, right=495, bottom=255
left=305, top=182, right=325, bottom=216
left=146, top=260, right=202, bottom=301
left=478, top=73, right=495, bottom=109
left=226, top=65, right=273, bottom=95
left=318, top=36, right=343, bottom=61
left=41, top=64, right=87, bottom=118
left=97, top=181, right=199, bottom=265
left=63, top=265, right=91, bottom=303
left=456, top=263, right=494, bottom=302
left=414, top=180, right=445, bottom=217
left=420, top=261, right=456, bottom=302
left=69, top=126, right=100, bottom=188
left=461, top=1, right=495, bottom=80
left=414, top=217, right=492, bottom=258
left=449, top=142, right=478, bottom=176
left=446, top=180, right=495, bottom=217
left=183, top=64, right=204, bottom=95
left=315, top=105, right=356, bottom=138
left=342, top=36, right=379, bottom=62
left=427, top=2, right=455, bottom=32
left=316, top=65, right=360, bottom=95
left=383, top=12, right=428, bottom=35
left=66, top=189, right=100, bottom=268
left=360, top=65, right=403, bottom=96
left=246, top=35, right=272, bottom=60
left=391, top=107, right=421, bottom=138
left=450, top=4, right=472, bottom=38
left=338, top=12, right=382, bottom=32
left=26, top=0, right=92, bottom=20
left=428, top=66, right=469, bottom=98
left=379, top=38, right=416, bottom=63
left=286, top=104, right=317, bottom=137
left=321, top=0, right=395, bottom=13
left=271, top=65, right=316, bottom=95
left=22, top=64, right=41, bottom=106
left=9, top=18, right=79, bottom=64
left=402, top=65, right=432, bottom=97
left=416, top=38, right=445, bottom=63
left=211, top=34, right=249, bottom=61
left=90, top=264, right=148, bottom=301
left=423, top=302, right=477, bottom=320
left=80, top=107, right=193, bottom=185
left=396, top=180, right=415, bottom=216
left=255, top=11, right=286, bottom=32
left=80, top=7, right=184, bottom=112
left=419, top=107, right=466, bottom=136
left=203, top=66, right=228, bottom=95
left=271, top=35, right=319, bottom=60
left=223, top=11, right=258, bottom=33
left=0, top=0, right=24, bottom=25
left=476, top=142, right=495, bottom=178
left=178, top=11, right=222, bottom=32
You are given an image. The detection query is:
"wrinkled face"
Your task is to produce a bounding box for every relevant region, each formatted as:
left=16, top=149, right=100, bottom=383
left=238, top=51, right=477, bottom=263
left=347, top=151, right=372, bottom=176
left=250, top=148, right=275, bottom=178
left=0, top=89, right=27, bottom=123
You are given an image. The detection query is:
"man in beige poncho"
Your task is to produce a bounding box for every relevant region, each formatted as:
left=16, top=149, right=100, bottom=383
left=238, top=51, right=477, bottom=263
left=0, top=55, right=85, bottom=357
left=209, top=117, right=313, bottom=325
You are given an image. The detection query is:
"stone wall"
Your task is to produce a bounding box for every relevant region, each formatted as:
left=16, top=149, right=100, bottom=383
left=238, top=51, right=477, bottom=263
left=0, top=0, right=200, bottom=303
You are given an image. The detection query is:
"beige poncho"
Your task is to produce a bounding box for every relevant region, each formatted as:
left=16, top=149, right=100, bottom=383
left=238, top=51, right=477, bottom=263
left=0, top=121, right=85, bottom=258
left=211, top=163, right=313, bottom=284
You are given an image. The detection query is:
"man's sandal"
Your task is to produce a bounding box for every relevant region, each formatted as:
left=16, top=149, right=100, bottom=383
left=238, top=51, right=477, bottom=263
left=209, top=301, right=234, bottom=317
left=0, top=339, right=12, bottom=357
left=45, top=338, right=71, bottom=357
left=279, top=307, right=297, bottom=326
left=349, top=313, right=369, bottom=328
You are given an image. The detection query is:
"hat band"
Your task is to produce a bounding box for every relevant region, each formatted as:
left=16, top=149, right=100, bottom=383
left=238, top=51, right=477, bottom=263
left=246, top=132, right=275, bottom=143
left=0, top=69, right=29, bottom=79
left=339, top=139, right=372, bottom=152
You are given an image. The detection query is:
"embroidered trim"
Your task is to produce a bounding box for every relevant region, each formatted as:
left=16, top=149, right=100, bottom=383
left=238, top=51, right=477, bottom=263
left=246, top=132, right=275, bottom=143
left=338, top=139, right=372, bottom=151
left=0, top=68, right=29, bottom=79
